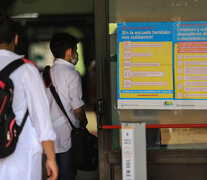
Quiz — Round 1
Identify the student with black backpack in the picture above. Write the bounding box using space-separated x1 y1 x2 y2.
0 14 58 180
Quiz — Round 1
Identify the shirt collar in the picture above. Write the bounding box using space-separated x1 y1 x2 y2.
55 58 75 69
0 49 24 59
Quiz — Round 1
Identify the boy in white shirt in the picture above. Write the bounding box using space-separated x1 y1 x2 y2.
0 14 58 180
45 33 88 180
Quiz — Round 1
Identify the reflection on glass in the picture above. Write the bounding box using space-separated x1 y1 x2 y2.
28 41 85 76
28 41 54 70
109 0 207 22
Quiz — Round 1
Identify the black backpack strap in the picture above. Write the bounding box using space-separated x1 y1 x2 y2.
1 58 29 130
1 59 24 77
18 109 29 133
42 66 52 88
42 66 76 129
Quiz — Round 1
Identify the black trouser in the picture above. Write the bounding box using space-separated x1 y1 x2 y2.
56 148 77 180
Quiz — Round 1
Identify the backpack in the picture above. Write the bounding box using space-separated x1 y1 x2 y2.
0 59 29 158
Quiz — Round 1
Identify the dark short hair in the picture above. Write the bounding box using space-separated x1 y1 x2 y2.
0 13 16 44
50 32 79 59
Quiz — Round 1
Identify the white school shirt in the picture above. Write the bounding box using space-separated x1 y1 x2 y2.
0 50 56 180
45 58 84 153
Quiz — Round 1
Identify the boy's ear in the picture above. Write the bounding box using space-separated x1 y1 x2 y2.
65 48 72 60
66 48 72 56
14 34 18 45
68 48 72 56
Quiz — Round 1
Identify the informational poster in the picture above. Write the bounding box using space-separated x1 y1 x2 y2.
117 21 207 109
173 21 207 109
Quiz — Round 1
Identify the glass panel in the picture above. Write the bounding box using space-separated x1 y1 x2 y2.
160 127 207 149
110 31 121 150
109 0 207 149
109 0 207 22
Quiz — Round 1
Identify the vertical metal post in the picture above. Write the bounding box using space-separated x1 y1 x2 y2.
95 0 112 179
122 122 147 180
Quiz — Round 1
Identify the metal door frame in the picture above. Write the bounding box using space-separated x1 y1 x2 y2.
95 0 114 179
